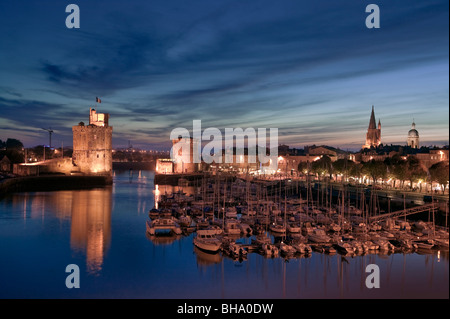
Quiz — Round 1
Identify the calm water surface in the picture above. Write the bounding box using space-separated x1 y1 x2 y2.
0 170 448 299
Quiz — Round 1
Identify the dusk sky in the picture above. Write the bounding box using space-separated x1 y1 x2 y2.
0 0 448 151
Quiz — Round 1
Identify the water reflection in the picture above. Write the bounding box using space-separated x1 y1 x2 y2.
0 170 448 298
145 232 182 246
194 246 222 267
70 189 112 275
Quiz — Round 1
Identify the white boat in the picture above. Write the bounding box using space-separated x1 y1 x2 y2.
373 239 395 252
206 225 223 235
291 242 312 254
334 242 355 254
194 229 222 253
260 243 279 257
434 238 449 249
302 222 314 235
323 245 336 254
279 242 296 255
308 229 331 243
225 207 238 218
414 239 435 250
222 239 248 259
269 223 286 234
363 241 379 251
287 223 302 233
196 218 210 230
146 218 182 236
224 219 242 235
239 223 253 236
350 240 364 253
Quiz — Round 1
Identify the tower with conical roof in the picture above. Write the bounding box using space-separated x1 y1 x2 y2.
363 105 381 149
407 120 419 149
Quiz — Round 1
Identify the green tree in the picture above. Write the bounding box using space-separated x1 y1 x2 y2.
362 160 387 185
311 155 333 180
429 161 449 194
332 159 356 182
384 155 408 188
405 156 427 190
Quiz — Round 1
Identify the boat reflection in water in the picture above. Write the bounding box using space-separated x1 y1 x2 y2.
194 246 222 267
145 232 182 246
70 188 112 276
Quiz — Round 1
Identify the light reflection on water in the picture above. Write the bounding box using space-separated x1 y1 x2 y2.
0 170 447 298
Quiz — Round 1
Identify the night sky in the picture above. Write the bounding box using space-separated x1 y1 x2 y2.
0 0 448 151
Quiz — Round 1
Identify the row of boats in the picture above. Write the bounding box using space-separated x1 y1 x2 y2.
145 204 449 260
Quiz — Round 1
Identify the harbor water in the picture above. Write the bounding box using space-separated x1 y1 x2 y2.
0 170 448 299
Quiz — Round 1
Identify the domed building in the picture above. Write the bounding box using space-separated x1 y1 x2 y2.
407 120 419 149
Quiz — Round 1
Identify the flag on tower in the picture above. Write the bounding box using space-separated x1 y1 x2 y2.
96 97 102 103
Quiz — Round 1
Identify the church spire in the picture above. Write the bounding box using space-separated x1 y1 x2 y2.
368 105 376 129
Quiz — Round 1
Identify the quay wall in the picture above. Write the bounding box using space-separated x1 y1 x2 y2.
154 173 206 185
0 175 112 198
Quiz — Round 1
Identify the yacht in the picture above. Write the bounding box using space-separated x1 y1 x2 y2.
334 241 355 255
269 223 286 235
287 222 302 234
194 229 222 253
279 242 296 256
224 219 242 235
291 242 312 254
146 217 182 236
308 228 331 243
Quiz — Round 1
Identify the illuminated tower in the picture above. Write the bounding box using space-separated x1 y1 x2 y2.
72 108 113 175
171 137 199 173
363 105 381 149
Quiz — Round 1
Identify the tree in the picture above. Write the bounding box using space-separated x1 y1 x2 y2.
362 160 387 185
429 161 449 194
5 138 23 150
311 155 333 180
332 159 355 182
384 155 408 188
405 156 427 190
297 162 309 176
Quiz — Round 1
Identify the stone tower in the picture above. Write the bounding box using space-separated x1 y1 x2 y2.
363 105 381 149
171 137 198 173
407 120 419 149
72 108 113 175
